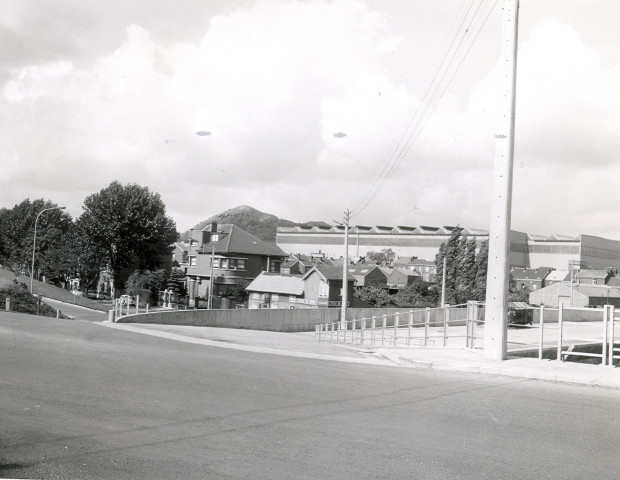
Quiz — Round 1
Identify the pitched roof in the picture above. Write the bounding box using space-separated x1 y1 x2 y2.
245 272 305 295
195 224 285 257
510 267 552 281
303 265 353 281
574 284 620 298
575 269 610 279
545 270 570 282
392 268 421 278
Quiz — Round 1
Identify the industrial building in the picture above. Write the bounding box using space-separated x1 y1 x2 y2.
276 225 620 271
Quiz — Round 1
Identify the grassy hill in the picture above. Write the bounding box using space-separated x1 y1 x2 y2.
0 268 111 313
180 205 329 243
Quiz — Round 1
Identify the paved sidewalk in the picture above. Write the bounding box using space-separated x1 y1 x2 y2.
102 321 620 389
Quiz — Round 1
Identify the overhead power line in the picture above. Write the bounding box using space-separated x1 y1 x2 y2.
349 0 498 219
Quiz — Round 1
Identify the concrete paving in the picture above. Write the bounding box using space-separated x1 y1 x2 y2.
41 298 618 389
102 320 620 390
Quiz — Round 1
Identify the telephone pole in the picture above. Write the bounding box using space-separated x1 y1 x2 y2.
337 210 351 330
484 0 520 360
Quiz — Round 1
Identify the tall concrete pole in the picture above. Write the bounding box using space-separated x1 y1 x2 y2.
484 0 519 360
340 210 351 330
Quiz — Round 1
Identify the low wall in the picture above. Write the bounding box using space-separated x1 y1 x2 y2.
116 307 462 332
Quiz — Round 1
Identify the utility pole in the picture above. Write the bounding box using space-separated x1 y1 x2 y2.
484 0 519 361
441 256 447 307
335 210 351 330
208 245 215 309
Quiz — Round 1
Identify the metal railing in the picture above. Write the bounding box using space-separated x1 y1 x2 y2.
315 303 484 349
316 301 619 366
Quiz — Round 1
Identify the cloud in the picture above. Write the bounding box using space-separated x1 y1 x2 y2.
0 2 619 242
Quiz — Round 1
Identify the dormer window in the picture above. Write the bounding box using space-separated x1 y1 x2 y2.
211 234 219 242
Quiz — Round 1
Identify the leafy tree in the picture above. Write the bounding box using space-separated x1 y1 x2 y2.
472 241 489 301
357 286 394 307
365 248 396 266
125 269 168 303
0 199 72 280
436 230 488 304
393 279 438 308
78 182 177 292
167 267 187 296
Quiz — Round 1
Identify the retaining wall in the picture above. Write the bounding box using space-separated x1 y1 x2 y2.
116 307 459 332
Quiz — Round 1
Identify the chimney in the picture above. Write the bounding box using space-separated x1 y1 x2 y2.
211 221 218 233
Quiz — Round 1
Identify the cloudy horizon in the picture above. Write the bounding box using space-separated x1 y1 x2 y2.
2 0 619 239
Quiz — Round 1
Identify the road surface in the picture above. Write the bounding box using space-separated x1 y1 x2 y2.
1 313 618 479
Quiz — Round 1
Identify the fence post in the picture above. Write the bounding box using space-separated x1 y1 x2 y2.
424 307 430 346
136 295 140 315
443 306 449 346
538 305 545 360
361 318 366 346
408 310 413 346
382 314 387 346
609 305 615 367
394 312 400 346
371 316 376 346
57 309 61 319
146 303 149 314
5 298 9 311
602 305 609 366
557 303 564 362
352 319 357 345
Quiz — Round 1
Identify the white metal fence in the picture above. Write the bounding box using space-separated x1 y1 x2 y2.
316 301 619 366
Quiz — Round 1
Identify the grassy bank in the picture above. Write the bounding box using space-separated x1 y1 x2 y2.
0 268 112 313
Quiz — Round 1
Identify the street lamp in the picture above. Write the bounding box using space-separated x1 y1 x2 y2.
31 206 66 293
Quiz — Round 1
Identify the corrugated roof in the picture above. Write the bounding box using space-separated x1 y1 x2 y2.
245 273 305 295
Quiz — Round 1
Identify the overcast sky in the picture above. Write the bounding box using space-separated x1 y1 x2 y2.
2 0 619 239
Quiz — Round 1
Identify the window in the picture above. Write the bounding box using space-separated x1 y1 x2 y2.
190 257 196 267
272 294 279 302
319 281 329 297
252 292 260 300
221 258 229 269
236 259 247 270
269 260 281 273
213 258 220 268
211 234 219 242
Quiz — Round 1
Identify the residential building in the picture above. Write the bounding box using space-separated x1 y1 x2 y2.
348 265 389 289
543 270 570 287
246 273 305 309
574 269 613 285
185 222 286 306
301 265 355 308
387 268 421 289
510 267 552 291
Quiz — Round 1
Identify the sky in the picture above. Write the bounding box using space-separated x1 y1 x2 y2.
1 0 619 239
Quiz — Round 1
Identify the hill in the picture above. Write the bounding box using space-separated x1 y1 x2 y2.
180 205 328 243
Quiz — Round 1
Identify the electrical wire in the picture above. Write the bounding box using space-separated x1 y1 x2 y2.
349 0 498 220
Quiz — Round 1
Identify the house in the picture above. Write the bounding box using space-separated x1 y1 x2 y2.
510 267 552 291
171 242 189 267
392 257 437 282
529 282 620 308
387 268 421 289
280 253 337 275
575 269 613 285
543 270 570 287
246 272 305 309
348 265 389 289
185 222 286 306
301 265 355 308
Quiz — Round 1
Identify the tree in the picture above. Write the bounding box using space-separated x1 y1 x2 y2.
78 182 177 292
125 269 168 303
357 286 394 307
0 199 72 280
435 230 488 304
365 248 396 266
393 279 438 308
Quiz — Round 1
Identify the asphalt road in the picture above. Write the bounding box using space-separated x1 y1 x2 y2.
1 313 618 479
